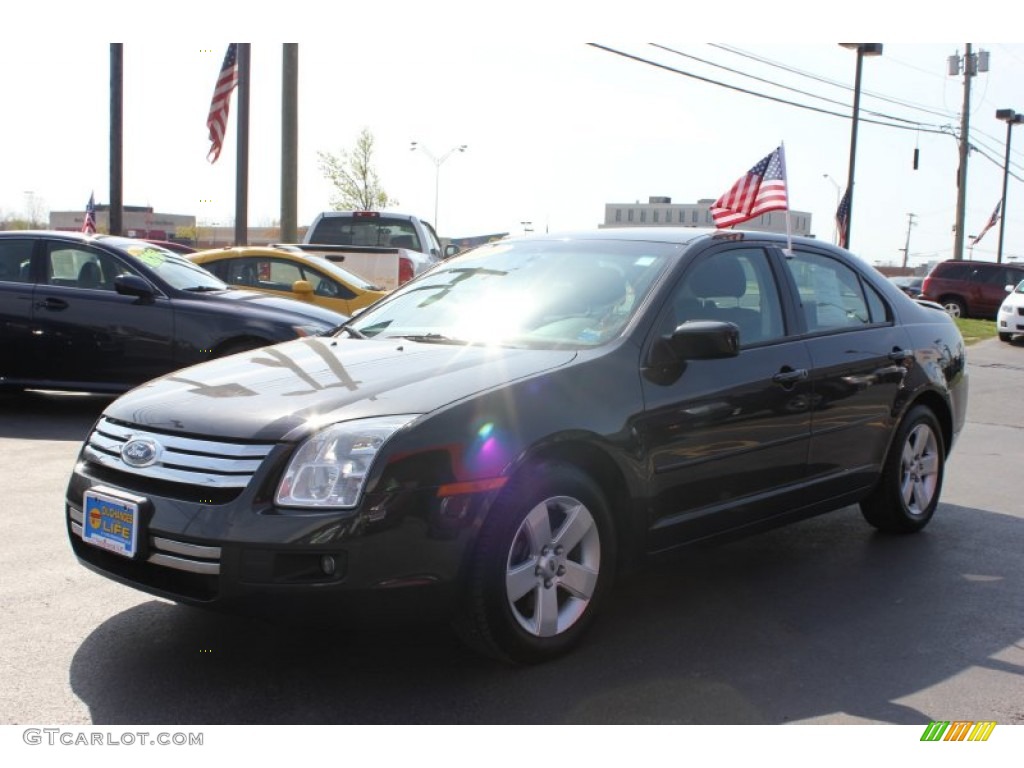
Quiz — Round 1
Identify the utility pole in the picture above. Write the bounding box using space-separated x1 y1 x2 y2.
949 45 990 260
901 213 917 268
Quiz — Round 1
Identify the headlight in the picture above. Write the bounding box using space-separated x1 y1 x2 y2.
275 416 419 509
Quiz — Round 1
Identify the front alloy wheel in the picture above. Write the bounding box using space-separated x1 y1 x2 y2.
505 495 601 638
455 462 615 664
861 405 945 533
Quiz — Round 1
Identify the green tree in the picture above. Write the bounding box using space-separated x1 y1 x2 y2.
317 127 397 211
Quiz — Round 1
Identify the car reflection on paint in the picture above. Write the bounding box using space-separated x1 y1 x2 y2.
65 227 968 664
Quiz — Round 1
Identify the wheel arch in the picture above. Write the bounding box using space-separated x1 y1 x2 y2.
904 389 954 458
505 438 644 572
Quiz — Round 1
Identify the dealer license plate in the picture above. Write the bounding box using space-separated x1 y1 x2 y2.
83 489 140 558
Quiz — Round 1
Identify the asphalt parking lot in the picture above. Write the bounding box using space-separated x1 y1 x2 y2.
0 338 1022 725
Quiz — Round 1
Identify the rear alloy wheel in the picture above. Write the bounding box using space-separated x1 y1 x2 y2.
941 297 966 319
860 405 945 534
454 462 615 664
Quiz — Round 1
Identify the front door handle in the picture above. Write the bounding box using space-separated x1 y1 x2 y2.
34 297 68 311
888 349 914 362
772 368 809 386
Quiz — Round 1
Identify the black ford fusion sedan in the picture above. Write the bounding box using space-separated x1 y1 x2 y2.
66 228 969 663
0 231 344 394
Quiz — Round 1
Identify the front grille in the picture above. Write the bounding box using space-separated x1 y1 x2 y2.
84 417 275 491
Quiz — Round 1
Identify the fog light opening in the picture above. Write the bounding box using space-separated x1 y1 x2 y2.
320 554 337 576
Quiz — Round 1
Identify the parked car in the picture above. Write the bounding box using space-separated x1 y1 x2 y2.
889 275 924 298
996 278 1024 341
189 245 389 316
0 231 345 394
919 259 1024 319
65 228 968 664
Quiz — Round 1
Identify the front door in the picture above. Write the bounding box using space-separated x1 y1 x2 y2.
31 241 176 389
637 245 813 552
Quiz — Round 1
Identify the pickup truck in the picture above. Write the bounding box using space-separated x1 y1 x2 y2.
298 211 450 291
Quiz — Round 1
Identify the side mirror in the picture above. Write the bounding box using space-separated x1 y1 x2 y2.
645 320 740 384
444 244 461 258
292 279 315 301
114 274 155 300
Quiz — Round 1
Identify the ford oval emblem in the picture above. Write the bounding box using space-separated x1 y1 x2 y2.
121 437 161 468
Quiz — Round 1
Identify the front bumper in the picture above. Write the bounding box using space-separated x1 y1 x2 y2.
65 441 487 623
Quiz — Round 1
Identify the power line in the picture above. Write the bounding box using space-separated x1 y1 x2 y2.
587 43 951 137
591 43 1024 183
706 43 960 122
650 43 927 128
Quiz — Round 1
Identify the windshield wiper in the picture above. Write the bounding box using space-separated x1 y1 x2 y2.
394 333 468 345
182 285 226 292
337 324 367 339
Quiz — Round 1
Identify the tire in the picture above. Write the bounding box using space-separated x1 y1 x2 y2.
454 462 616 664
860 405 945 534
999 332 1012 343
940 297 966 319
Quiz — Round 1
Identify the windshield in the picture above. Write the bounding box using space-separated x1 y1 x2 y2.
348 238 674 348
107 238 228 290
310 255 384 291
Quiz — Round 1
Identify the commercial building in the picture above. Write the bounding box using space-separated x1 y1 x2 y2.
50 205 195 242
601 196 814 237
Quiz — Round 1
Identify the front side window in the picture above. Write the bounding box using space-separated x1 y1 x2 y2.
44 243 141 291
663 247 785 346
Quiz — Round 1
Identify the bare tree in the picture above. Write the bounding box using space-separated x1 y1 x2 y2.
317 128 397 211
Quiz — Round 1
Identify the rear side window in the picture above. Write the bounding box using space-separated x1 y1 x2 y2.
932 263 971 280
0 239 33 283
785 250 890 332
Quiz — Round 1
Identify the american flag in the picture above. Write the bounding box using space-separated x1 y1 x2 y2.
206 44 239 164
82 192 97 235
835 188 851 249
971 200 1001 246
711 144 789 228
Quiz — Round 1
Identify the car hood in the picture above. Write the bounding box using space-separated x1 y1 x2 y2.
185 287 346 325
103 337 579 441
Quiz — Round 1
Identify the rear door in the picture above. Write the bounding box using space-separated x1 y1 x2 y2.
777 245 912 502
0 237 38 382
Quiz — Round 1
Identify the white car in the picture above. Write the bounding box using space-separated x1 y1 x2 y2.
997 279 1024 342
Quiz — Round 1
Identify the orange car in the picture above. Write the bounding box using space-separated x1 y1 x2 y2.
190 245 389 315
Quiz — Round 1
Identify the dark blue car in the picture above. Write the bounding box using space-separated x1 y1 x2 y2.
0 231 344 393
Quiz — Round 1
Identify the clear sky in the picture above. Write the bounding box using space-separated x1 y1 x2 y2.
2 4 1020 270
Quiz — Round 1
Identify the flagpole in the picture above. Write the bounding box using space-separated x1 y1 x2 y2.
781 141 792 253
234 43 251 246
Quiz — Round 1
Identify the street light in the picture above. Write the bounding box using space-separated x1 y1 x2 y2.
823 173 842 244
410 141 467 235
996 108 1024 263
839 43 883 251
